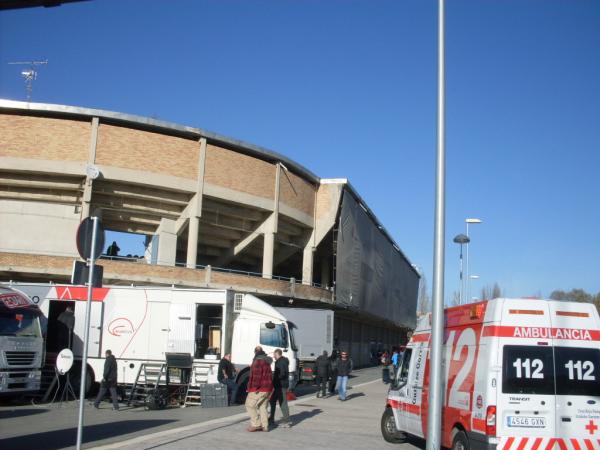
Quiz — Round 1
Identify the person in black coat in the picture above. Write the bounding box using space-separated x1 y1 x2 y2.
268 349 291 427
315 350 330 398
94 350 119 410
328 349 339 395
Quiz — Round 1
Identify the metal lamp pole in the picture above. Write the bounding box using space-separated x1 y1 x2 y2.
465 218 482 303
76 216 99 450
453 234 470 304
426 0 446 448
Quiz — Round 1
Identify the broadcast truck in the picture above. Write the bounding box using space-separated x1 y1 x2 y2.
275 307 334 383
0 286 43 395
381 298 600 450
4 283 298 397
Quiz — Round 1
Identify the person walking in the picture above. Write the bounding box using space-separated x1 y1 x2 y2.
328 349 339 395
315 350 330 398
336 351 353 401
245 346 273 432
218 353 238 406
93 350 119 410
268 348 291 427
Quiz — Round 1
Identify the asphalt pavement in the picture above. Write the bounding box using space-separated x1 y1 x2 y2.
0 367 422 450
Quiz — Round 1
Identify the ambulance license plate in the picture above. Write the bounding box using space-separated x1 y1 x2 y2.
507 416 546 428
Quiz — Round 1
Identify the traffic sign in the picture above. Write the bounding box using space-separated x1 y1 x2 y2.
76 217 105 260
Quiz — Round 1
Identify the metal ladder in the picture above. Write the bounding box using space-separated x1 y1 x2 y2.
127 363 167 406
183 362 215 406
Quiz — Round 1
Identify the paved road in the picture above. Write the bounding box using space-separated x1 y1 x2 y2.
0 366 421 450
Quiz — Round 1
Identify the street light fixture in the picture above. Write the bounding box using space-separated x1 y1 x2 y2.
453 233 470 304
465 218 482 303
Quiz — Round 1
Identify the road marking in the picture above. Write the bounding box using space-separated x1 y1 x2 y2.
91 377 383 449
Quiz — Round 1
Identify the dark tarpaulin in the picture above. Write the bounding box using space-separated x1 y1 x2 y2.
335 191 419 328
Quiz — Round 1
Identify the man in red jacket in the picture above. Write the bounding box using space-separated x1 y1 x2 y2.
245 346 273 432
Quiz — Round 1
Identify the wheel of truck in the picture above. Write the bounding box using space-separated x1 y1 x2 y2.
452 430 469 450
381 407 404 443
235 373 249 404
71 364 94 398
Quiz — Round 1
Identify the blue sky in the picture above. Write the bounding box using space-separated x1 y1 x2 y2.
1 1 599 302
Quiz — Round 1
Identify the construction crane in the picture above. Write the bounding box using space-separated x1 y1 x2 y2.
7 59 48 101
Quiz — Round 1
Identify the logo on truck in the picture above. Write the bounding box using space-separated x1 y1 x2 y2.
108 318 134 336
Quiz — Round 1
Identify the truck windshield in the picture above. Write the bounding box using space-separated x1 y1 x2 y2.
260 323 288 348
555 346 600 396
287 323 298 352
0 312 41 337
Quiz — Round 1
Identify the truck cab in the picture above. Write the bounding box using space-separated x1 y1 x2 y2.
0 286 43 395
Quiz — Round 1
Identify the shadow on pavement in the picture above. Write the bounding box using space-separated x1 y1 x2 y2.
143 418 249 450
0 419 177 450
343 392 365 401
290 408 323 425
0 408 49 419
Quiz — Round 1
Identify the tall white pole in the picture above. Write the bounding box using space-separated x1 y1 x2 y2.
465 222 470 303
76 216 98 450
426 0 445 448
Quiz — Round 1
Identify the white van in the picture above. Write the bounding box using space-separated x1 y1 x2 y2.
381 298 600 450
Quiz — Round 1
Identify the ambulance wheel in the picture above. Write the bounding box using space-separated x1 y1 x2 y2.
381 407 404 443
452 430 469 450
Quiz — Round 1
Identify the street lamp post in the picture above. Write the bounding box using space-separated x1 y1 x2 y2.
465 218 482 304
453 234 470 304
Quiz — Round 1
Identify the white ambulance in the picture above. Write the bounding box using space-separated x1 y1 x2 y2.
381 298 600 450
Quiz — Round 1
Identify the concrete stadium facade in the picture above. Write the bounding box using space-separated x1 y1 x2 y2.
0 99 417 365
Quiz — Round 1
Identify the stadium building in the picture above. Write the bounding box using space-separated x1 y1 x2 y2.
0 99 419 365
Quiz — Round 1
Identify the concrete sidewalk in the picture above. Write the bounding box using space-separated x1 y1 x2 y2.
93 379 421 450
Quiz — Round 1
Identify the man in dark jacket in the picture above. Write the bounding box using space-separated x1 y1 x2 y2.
315 350 330 398
218 353 238 406
328 349 339 395
245 346 273 432
94 349 119 410
269 348 291 427
336 351 353 401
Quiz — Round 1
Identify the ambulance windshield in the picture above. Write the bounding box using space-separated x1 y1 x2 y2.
554 347 600 397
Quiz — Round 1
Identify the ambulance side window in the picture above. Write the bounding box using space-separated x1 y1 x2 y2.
502 345 554 395
396 349 413 386
555 347 600 396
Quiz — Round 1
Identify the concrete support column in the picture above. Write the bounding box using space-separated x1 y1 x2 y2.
186 138 207 269
156 218 177 266
302 245 314 285
321 257 331 288
81 117 99 219
186 215 199 268
262 230 275 279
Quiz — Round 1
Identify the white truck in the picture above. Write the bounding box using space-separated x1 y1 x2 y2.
275 307 334 383
0 286 43 395
4 283 298 398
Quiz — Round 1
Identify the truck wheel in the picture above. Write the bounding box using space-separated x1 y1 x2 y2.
236 373 249 404
381 407 404 443
452 430 469 450
71 365 94 398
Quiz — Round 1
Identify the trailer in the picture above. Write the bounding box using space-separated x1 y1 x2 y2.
275 307 333 383
5 283 298 404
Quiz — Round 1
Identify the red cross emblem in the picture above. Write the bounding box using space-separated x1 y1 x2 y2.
585 419 598 435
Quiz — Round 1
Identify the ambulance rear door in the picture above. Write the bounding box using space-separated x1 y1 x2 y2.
550 302 600 442
497 301 556 441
